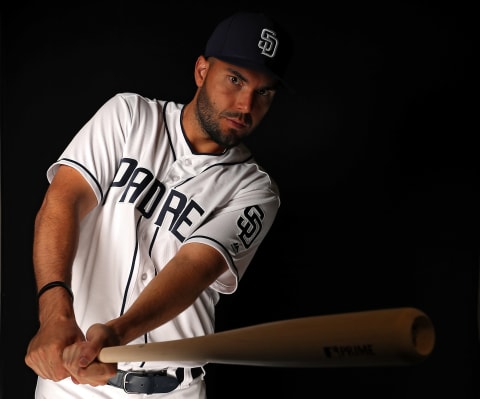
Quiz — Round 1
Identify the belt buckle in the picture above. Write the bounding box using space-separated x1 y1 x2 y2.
122 370 142 394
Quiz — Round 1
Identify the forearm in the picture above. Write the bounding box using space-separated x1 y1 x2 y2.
105 267 205 345
33 199 80 323
33 202 78 287
106 242 228 345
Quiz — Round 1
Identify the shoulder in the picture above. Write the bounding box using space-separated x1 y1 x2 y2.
113 93 184 117
111 92 161 109
97 93 179 122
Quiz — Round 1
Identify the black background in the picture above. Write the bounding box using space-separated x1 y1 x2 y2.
1 2 477 398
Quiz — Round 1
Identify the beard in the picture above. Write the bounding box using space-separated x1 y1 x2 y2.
195 86 252 149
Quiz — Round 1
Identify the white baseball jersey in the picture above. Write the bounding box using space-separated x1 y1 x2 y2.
36 92 280 397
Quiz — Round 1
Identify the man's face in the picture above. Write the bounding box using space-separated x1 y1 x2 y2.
195 57 278 149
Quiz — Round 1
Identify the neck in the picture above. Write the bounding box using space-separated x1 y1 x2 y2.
181 102 226 154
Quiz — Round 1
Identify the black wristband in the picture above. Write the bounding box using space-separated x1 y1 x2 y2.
37 281 74 302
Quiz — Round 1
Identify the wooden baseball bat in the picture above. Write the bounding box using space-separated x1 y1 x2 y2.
98 307 435 367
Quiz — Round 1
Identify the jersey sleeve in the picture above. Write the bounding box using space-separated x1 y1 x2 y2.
185 188 280 295
46 93 134 203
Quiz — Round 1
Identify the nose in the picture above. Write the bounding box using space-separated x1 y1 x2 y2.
235 90 255 113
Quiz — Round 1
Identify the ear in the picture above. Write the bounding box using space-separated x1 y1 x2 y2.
194 55 209 87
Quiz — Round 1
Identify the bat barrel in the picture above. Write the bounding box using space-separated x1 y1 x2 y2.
411 312 435 357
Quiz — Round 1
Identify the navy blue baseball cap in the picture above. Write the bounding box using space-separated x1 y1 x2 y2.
205 12 292 87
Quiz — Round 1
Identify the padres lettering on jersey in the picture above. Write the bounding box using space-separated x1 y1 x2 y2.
110 157 266 246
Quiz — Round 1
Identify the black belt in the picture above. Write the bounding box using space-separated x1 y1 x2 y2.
108 367 203 394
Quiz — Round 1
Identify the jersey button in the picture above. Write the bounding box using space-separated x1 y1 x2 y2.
141 273 148 280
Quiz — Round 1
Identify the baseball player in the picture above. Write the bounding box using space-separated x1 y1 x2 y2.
25 11 292 399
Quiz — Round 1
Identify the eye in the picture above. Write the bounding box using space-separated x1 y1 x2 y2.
256 88 275 97
228 75 242 86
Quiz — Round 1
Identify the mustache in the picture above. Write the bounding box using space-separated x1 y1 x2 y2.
221 111 253 126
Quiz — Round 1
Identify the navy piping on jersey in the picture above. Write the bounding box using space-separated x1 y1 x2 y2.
120 216 143 317
118 214 150 363
59 158 104 204
149 226 160 260
163 101 178 162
